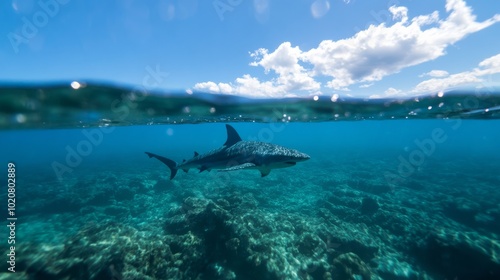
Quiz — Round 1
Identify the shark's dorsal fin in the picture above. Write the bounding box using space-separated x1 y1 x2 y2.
224 124 242 146
194 151 199 157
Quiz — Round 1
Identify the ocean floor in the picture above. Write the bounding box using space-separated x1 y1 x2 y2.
2 153 500 280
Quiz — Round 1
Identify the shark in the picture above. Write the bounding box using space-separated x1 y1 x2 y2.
145 124 310 179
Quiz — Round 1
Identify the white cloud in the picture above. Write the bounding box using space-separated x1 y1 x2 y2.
301 0 500 90
476 53 500 75
194 0 500 97
194 75 293 97
250 42 321 92
413 73 481 93
369 87 403 99
389 6 408 22
359 83 374 88
233 74 287 97
193 81 218 92
413 53 500 92
385 87 402 95
420 70 450 78
193 81 233 94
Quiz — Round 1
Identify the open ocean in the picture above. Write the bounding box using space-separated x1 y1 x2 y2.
1 83 500 279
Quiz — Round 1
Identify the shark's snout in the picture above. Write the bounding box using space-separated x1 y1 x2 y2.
296 152 311 161
287 149 310 162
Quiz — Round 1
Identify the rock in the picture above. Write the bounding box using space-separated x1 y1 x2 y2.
114 187 134 201
360 197 379 215
20 222 179 279
225 238 240 252
410 232 500 279
297 233 326 257
332 252 371 280
104 205 129 216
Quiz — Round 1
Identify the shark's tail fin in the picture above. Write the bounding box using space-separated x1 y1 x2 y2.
145 152 178 180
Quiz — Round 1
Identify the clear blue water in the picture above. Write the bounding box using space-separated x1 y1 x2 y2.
1 84 500 279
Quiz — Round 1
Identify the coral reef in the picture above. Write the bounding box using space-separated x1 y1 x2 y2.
2 155 500 279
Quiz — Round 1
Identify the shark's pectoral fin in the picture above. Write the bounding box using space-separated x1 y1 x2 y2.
219 163 256 172
259 168 271 177
199 165 210 173
219 163 271 177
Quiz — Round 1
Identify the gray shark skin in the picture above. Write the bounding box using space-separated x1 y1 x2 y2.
145 124 310 179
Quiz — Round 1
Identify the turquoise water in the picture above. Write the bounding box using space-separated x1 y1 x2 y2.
1 84 500 279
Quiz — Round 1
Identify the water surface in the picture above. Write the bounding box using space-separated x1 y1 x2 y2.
1 84 499 279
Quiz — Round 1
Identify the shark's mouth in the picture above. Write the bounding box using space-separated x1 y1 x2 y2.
285 162 297 165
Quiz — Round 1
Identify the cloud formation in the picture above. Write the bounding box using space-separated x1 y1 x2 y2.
194 0 500 97
302 0 499 90
419 70 450 78
413 53 500 93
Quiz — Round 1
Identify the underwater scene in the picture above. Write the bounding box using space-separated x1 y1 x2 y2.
3 0 500 279
1 85 500 280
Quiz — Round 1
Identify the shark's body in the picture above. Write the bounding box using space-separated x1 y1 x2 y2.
145 124 310 179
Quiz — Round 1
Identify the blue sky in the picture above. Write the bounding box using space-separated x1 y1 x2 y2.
1 0 499 98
